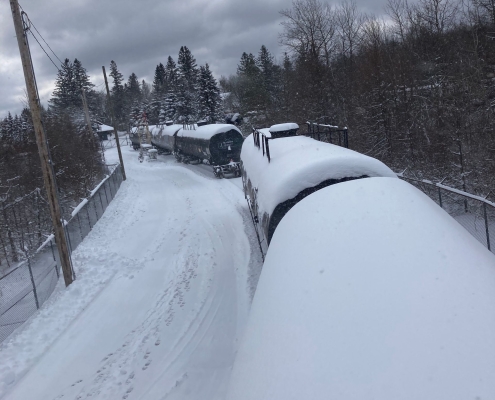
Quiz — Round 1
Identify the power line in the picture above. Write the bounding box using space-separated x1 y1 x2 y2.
18 3 63 70
27 17 64 66
27 29 61 72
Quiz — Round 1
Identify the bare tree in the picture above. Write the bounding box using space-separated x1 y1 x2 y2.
279 0 337 66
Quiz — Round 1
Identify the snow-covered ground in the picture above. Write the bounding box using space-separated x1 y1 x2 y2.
0 145 262 400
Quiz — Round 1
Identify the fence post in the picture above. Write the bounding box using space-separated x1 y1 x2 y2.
76 213 84 242
98 190 105 212
50 238 56 261
483 203 491 251
108 176 115 198
86 204 92 230
64 224 73 256
103 178 110 205
93 198 99 220
27 256 40 309
438 187 443 208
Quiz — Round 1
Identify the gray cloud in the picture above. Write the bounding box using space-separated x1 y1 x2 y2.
1 0 392 117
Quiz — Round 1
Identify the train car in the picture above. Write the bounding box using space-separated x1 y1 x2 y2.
227 177 495 400
150 123 182 154
241 123 396 256
175 124 244 178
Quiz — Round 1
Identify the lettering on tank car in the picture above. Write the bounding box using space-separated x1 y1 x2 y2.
218 140 234 149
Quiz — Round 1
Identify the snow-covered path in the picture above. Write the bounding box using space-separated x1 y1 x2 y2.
0 146 261 400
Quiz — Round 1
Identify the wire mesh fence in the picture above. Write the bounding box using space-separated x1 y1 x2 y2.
0 164 124 344
100 132 129 150
399 175 494 253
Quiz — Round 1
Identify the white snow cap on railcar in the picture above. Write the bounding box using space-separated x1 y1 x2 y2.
241 128 396 217
177 123 242 140
227 177 495 400
147 125 163 137
160 124 182 137
130 125 166 137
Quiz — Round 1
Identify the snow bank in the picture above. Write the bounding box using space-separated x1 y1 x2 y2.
241 134 396 216
227 178 495 400
178 124 242 140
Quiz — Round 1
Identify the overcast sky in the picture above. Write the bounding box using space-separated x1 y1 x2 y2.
1 0 392 117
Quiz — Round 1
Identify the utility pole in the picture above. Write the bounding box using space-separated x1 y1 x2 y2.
10 0 73 286
102 66 127 181
81 88 94 140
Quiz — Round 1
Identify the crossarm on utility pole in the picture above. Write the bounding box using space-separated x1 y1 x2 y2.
10 0 73 286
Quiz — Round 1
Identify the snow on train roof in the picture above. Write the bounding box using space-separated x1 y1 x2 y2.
241 133 396 216
269 122 299 132
177 123 242 140
227 178 495 400
130 124 182 137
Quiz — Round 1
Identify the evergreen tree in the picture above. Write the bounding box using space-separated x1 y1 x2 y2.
237 52 259 76
256 45 280 112
165 56 178 84
50 59 76 111
109 60 125 126
198 63 223 122
73 59 94 93
152 63 167 94
150 63 167 123
126 73 142 126
175 46 199 122
50 58 94 116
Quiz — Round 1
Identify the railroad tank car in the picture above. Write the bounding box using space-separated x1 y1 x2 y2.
227 177 495 400
133 123 244 177
174 124 244 177
129 125 173 151
150 124 182 153
241 123 396 256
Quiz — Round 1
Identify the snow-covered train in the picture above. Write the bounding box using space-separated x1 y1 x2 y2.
241 123 396 256
131 123 244 178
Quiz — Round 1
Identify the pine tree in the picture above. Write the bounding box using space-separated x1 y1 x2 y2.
175 46 199 123
236 52 264 117
198 64 223 123
152 63 167 94
109 60 125 126
165 56 178 85
50 59 76 111
126 73 142 127
237 52 259 76
150 63 167 123
73 59 94 93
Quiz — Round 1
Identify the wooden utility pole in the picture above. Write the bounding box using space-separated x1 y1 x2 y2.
10 0 73 286
81 88 94 139
102 66 127 181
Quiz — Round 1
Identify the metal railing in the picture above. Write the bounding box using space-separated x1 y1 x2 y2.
0 164 124 343
398 174 494 253
304 122 349 148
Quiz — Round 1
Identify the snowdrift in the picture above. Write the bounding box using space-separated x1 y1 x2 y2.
227 178 495 400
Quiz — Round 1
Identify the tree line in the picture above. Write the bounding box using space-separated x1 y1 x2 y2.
0 46 226 270
222 0 495 196
107 45 224 129
0 59 103 270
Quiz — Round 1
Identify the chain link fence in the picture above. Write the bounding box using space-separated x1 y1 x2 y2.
398 174 494 253
100 132 129 150
0 164 124 343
